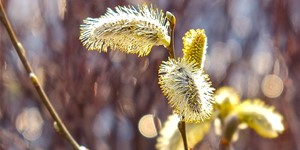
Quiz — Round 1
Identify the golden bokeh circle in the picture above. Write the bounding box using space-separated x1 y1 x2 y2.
261 74 284 98
138 114 159 138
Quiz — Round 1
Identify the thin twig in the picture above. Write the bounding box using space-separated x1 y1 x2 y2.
178 120 189 150
0 1 83 150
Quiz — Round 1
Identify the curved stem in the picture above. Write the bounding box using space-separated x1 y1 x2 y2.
178 120 189 150
0 1 83 150
166 11 176 59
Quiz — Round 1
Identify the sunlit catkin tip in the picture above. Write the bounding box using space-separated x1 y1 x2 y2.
156 114 210 150
234 99 284 138
79 4 170 57
214 86 240 118
158 58 215 123
182 29 207 69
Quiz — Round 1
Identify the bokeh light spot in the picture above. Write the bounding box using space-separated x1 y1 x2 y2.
138 114 159 138
251 51 273 75
261 74 284 98
213 118 222 136
16 107 44 141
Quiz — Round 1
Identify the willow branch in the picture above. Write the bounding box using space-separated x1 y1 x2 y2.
166 11 188 150
0 1 83 150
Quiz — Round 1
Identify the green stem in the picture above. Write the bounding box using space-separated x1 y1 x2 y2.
178 120 189 150
0 1 83 150
219 114 239 150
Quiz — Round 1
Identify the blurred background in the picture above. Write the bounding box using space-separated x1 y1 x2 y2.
0 0 299 149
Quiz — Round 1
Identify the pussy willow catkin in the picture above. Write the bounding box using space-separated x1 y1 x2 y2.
158 58 214 123
80 4 170 56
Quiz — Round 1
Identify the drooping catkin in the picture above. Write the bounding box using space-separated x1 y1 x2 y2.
79 4 170 57
234 99 284 138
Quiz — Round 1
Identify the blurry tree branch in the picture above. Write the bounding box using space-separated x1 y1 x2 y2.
0 1 84 150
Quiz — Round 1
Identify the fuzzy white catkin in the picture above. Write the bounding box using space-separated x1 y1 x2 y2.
80 5 170 56
158 58 215 123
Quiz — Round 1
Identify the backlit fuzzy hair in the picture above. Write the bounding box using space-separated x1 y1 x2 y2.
79 4 170 56
158 58 215 123
182 29 207 69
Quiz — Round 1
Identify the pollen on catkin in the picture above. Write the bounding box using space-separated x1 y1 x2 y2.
79 4 170 57
234 99 284 138
182 29 207 69
158 58 215 123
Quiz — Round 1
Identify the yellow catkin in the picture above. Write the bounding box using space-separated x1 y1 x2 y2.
182 29 207 69
234 99 284 138
214 87 240 119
